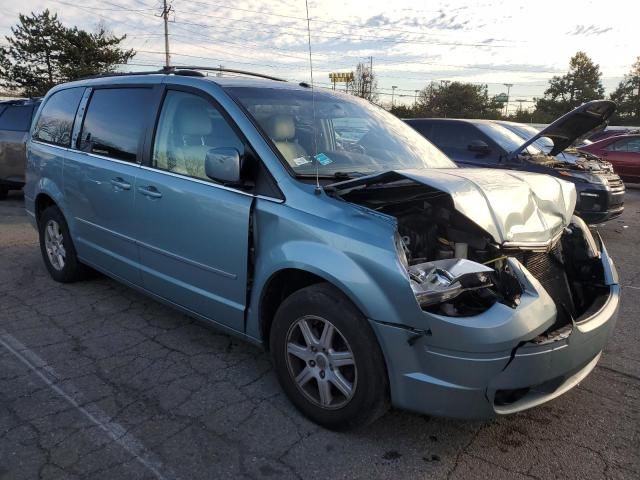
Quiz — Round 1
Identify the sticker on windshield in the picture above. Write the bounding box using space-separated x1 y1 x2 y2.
292 156 312 166
314 153 333 166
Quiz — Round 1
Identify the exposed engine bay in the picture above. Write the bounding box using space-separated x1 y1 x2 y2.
337 179 608 334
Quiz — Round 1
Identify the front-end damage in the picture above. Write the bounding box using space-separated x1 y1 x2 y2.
328 168 619 417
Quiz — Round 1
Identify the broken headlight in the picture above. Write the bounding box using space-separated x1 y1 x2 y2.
394 231 410 272
408 259 494 307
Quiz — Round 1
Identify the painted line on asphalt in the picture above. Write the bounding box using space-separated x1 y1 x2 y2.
0 331 177 480
622 284 640 290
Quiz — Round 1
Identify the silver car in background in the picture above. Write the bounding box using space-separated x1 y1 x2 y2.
0 98 41 199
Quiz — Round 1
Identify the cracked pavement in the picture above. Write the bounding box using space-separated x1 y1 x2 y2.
1 188 639 480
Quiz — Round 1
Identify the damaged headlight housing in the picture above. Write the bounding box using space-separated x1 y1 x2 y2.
394 232 496 308
407 259 494 307
394 231 410 272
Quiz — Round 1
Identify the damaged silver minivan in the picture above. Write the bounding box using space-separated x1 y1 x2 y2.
25 70 619 430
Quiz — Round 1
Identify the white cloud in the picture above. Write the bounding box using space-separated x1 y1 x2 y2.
0 0 635 104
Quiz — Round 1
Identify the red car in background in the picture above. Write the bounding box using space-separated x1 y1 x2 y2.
579 134 640 183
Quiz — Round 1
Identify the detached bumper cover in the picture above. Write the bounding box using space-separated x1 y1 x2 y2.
373 248 619 419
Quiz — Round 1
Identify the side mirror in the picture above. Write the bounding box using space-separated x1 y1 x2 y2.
205 147 241 184
468 140 491 154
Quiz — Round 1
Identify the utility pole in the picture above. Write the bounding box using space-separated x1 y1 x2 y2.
369 56 373 99
391 86 397 108
159 0 173 68
503 83 513 116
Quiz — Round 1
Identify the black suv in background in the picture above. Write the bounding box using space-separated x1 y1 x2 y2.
405 101 625 224
0 98 41 199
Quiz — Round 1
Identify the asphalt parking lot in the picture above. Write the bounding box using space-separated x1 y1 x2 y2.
1 189 639 480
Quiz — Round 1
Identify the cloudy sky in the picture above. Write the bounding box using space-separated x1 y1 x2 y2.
0 0 636 110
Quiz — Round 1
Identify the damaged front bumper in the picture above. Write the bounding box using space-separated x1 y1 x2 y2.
371 243 619 419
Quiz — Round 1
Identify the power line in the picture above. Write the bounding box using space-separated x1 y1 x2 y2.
70 0 566 77
160 0 515 45
44 0 558 94
100 0 511 49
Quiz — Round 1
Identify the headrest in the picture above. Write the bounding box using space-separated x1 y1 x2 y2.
264 115 296 141
175 99 212 136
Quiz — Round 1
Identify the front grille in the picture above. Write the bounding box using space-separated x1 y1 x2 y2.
602 173 625 196
515 241 575 330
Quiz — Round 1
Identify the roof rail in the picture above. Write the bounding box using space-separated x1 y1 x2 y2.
169 66 287 82
78 66 287 82
79 69 166 80
0 97 42 104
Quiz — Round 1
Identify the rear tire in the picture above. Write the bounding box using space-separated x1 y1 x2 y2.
270 282 389 430
38 206 87 283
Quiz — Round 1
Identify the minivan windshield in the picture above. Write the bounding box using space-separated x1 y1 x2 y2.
226 87 455 177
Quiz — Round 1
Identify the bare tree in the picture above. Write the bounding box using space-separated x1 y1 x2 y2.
349 62 378 102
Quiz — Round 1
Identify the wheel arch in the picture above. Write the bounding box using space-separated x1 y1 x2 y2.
258 268 328 350
34 192 57 223
253 254 403 350
33 178 67 225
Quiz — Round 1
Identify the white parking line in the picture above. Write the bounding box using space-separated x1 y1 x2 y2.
0 331 177 480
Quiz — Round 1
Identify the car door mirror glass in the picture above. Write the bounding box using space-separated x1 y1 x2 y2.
205 147 241 184
467 140 491 154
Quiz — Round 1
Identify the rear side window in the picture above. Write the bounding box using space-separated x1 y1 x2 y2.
607 138 640 153
430 122 482 150
79 88 153 162
33 88 84 146
0 105 35 132
405 120 432 137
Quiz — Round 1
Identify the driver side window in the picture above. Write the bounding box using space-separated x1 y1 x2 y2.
153 90 244 181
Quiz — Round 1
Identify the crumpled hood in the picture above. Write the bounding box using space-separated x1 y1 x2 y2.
328 168 577 245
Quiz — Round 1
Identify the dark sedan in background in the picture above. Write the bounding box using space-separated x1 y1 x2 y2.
578 134 640 183
405 101 625 224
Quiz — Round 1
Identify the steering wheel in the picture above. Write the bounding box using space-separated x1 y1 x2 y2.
344 141 366 155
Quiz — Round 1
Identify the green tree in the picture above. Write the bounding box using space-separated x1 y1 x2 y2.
412 81 502 119
610 57 640 125
534 51 604 121
0 10 135 97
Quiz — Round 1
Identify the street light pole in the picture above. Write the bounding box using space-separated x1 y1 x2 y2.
391 85 397 107
503 83 513 117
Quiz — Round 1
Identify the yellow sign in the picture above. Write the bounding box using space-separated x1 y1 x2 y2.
329 72 354 83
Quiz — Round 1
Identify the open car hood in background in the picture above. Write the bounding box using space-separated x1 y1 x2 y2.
510 100 616 159
327 168 577 245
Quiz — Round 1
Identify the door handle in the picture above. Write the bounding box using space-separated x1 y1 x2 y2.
138 186 162 198
110 177 131 190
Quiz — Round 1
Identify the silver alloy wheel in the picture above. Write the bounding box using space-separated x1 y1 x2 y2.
44 220 66 271
285 315 357 409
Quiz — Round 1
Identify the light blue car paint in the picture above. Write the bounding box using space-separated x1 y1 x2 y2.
25 73 619 419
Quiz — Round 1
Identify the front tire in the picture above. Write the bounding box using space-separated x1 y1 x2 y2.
38 206 87 283
270 283 389 430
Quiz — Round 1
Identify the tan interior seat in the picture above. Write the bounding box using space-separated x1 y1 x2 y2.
264 114 308 164
172 100 213 179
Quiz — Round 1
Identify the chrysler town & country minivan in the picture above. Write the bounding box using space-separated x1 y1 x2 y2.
25 68 619 430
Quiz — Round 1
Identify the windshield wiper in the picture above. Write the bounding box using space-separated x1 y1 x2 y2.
332 171 370 180
293 171 372 180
